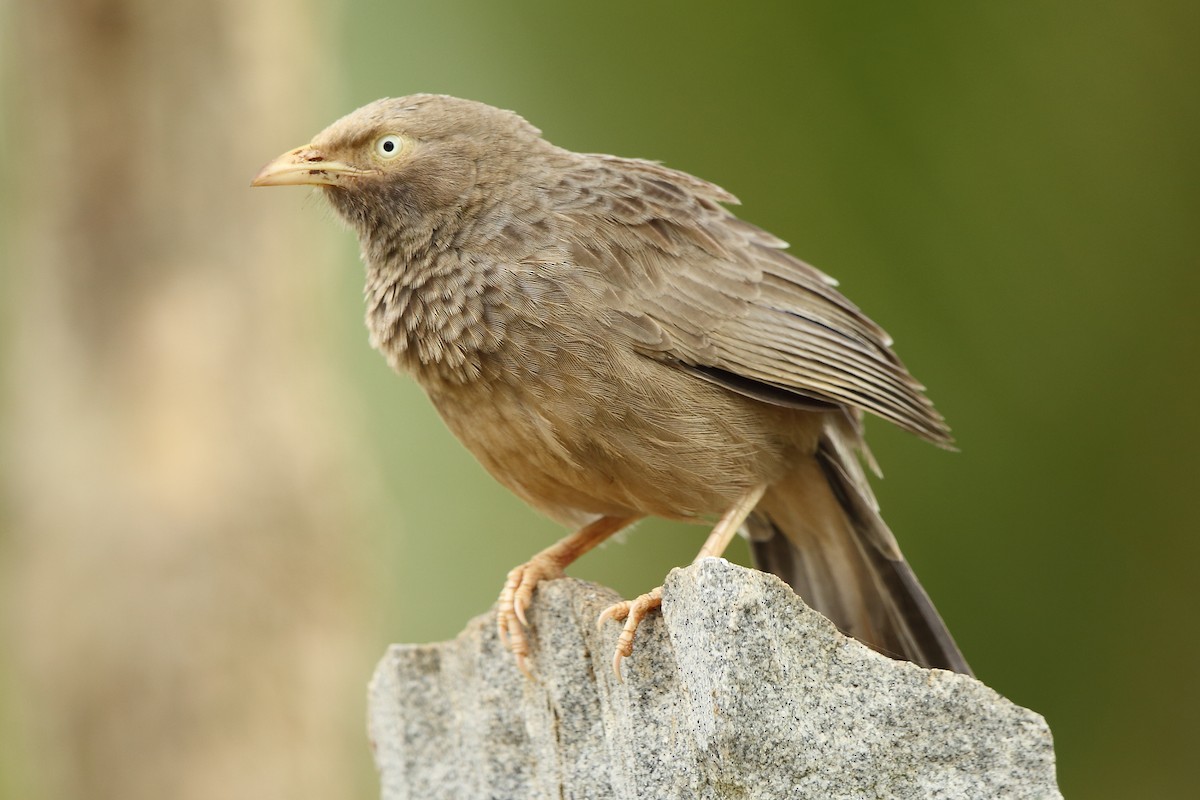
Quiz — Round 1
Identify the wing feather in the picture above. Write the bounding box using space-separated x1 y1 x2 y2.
547 154 952 445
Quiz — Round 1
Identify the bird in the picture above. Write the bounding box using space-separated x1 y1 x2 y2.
251 94 971 678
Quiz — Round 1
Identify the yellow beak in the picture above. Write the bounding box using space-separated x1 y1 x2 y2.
250 144 368 187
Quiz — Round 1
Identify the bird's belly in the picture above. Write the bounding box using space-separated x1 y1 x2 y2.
424 345 813 527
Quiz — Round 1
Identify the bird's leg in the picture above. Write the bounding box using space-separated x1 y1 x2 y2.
498 514 640 676
690 483 768 561
598 484 767 678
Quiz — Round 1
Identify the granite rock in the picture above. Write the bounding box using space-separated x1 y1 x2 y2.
368 558 1060 799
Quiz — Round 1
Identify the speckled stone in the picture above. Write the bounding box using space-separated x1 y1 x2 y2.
368 559 1061 799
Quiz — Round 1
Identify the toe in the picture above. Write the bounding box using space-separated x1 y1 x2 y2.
514 570 541 627
603 587 664 678
596 600 631 629
497 574 519 643
494 557 567 678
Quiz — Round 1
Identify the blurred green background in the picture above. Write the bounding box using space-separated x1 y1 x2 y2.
3 1 1197 798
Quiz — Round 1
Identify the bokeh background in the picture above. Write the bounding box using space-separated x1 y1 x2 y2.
2 1 1197 797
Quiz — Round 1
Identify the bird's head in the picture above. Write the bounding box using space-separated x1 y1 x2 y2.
251 94 546 234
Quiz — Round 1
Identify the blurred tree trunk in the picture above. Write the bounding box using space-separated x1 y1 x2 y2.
2 1 372 799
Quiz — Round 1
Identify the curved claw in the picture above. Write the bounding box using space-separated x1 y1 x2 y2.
514 653 534 681
597 587 663 680
596 600 630 629
494 556 564 679
514 577 538 627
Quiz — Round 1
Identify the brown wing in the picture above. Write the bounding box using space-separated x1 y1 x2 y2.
543 154 952 445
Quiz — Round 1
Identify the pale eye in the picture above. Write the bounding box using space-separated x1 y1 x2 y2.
374 134 405 159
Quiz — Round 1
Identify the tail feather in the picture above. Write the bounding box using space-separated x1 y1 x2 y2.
749 420 972 675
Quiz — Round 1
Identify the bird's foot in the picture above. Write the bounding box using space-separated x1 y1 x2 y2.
496 554 566 678
597 586 663 679
494 516 641 677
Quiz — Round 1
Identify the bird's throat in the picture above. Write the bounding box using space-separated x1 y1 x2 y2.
360 242 502 387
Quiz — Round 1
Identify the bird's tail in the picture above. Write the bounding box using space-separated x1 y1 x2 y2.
747 413 972 675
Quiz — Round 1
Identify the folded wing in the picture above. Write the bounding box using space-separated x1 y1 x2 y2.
545 154 951 445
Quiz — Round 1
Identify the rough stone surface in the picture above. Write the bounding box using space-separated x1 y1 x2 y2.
368 559 1061 799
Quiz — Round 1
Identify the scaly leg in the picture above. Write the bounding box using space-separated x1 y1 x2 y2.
597 484 767 678
497 514 640 676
